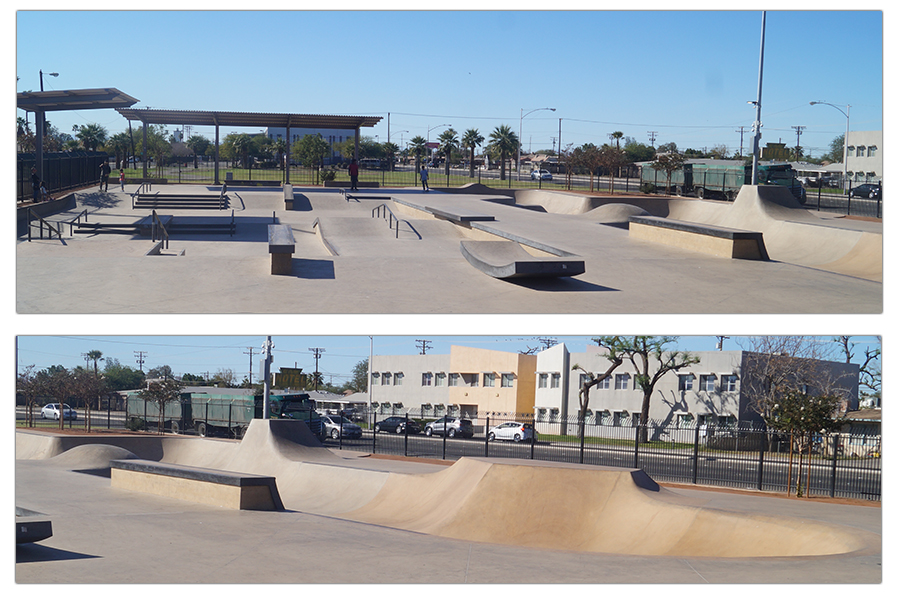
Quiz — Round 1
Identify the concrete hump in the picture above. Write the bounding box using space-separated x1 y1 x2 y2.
460 240 585 279
341 458 870 558
234 419 338 464
48 444 139 470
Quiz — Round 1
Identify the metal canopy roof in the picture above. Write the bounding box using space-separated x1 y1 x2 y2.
17 88 140 113
116 108 382 130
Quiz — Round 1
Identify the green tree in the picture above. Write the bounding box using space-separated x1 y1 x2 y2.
17 365 39 427
461 128 484 178
408 135 428 173
35 365 75 430
104 133 131 169
345 359 369 393
437 128 459 175
293 134 330 168
598 145 627 193
623 139 656 163
186 134 211 168
136 378 183 434
72 122 108 151
572 143 602 191
826 134 845 165
103 358 145 392
72 366 106 432
382 142 400 170
487 124 519 181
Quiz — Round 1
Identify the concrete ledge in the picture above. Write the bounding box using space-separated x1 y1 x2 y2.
324 181 380 188
110 459 283 510
16 507 53 544
460 240 585 279
629 215 769 261
425 206 496 224
283 184 294 210
268 224 295 275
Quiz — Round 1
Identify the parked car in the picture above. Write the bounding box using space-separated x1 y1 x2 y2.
321 415 363 440
849 183 882 200
41 403 77 421
374 416 421 434
488 421 537 443
530 169 552 181
424 416 474 438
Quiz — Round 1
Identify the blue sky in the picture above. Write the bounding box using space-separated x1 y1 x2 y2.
15 7 884 158
15 335 880 387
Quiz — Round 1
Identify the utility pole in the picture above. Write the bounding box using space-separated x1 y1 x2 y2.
750 11 766 185
715 336 729 351
415 340 432 355
309 348 325 390
244 347 255 385
647 131 658 148
134 351 147 372
791 125 805 161
261 337 273 418
735 127 746 157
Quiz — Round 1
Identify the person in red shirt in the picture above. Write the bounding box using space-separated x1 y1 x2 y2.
348 159 359 191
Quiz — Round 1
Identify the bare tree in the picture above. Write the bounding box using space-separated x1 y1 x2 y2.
595 336 700 442
17 365 39 427
649 152 684 194
834 336 881 399
738 336 851 422
72 367 106 433
572 346 624 438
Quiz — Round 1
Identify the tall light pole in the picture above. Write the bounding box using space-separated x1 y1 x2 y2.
810 101 851 191
750 11 766 185
518 107 555 180
427 124 450 164
39 70 58 92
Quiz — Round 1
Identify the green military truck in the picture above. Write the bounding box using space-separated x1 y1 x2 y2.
641 160 806 203
125 390 324 439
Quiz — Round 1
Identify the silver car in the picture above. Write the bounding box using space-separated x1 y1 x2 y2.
321 415 363 439
41 403 77 421
424 416 474 438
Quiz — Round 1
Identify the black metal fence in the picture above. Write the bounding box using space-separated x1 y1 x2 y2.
17 401 881 501
17 151 108 203
327 411 881 501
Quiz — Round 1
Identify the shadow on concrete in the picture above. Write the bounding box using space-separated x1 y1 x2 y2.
78 191 125 209
289 194 313 212
17 543 100 564
291 258 335 279
507 276 617 292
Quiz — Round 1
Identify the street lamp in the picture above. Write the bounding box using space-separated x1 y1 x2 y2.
518 107 555 180
39 70 58 91
810 101 851 191
427 124 450 164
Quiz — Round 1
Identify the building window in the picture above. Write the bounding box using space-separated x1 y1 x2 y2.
678 374 693 391
551 373 561 389
598 376 610 389
721 374 737 392
868 146 877 157
382 372 392 386
421 372 433 387
856 146 865 157
615 374 629 390
536 408 547 421
677 413 693 428
614 411 629 426
598 410 611 426
435 372 445 387
501 373 515 388
483 373 495 388
538 373 548 389
394 372 403 386
700 374 716 392
449 373 459 387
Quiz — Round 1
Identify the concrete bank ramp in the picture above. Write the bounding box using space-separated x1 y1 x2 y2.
342 458 871 558
665 185 882 281
48 444 139 470
460 240 585 279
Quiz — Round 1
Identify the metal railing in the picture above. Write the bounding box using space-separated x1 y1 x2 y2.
372 203 401 238
25 208 63 242
151 210 169 249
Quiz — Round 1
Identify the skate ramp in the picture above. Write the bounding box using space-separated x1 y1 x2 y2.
665 186 881 281
342 458 872 557
47 444 139 469
460 240 585 278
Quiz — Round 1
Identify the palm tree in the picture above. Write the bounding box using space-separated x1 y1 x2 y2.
437 128 459 176
104 133 130 169
461 128 484 178
72 123 108 151
408 135 428 173
488 125 519 181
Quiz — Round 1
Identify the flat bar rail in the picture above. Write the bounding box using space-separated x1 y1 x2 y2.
372 203 400 238
151 210 169 250
26 208 63 242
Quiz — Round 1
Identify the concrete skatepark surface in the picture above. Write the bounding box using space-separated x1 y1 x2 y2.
16 184 881 313
15 421 881 584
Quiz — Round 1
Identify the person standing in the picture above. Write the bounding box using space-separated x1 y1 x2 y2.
420 165 429 191
99 160 111 191
31 167 41 203
348 158 359 191
119 168 126 191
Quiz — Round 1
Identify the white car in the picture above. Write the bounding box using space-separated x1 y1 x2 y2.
41 403 77 421
530 169 552 181
488 421 537 443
